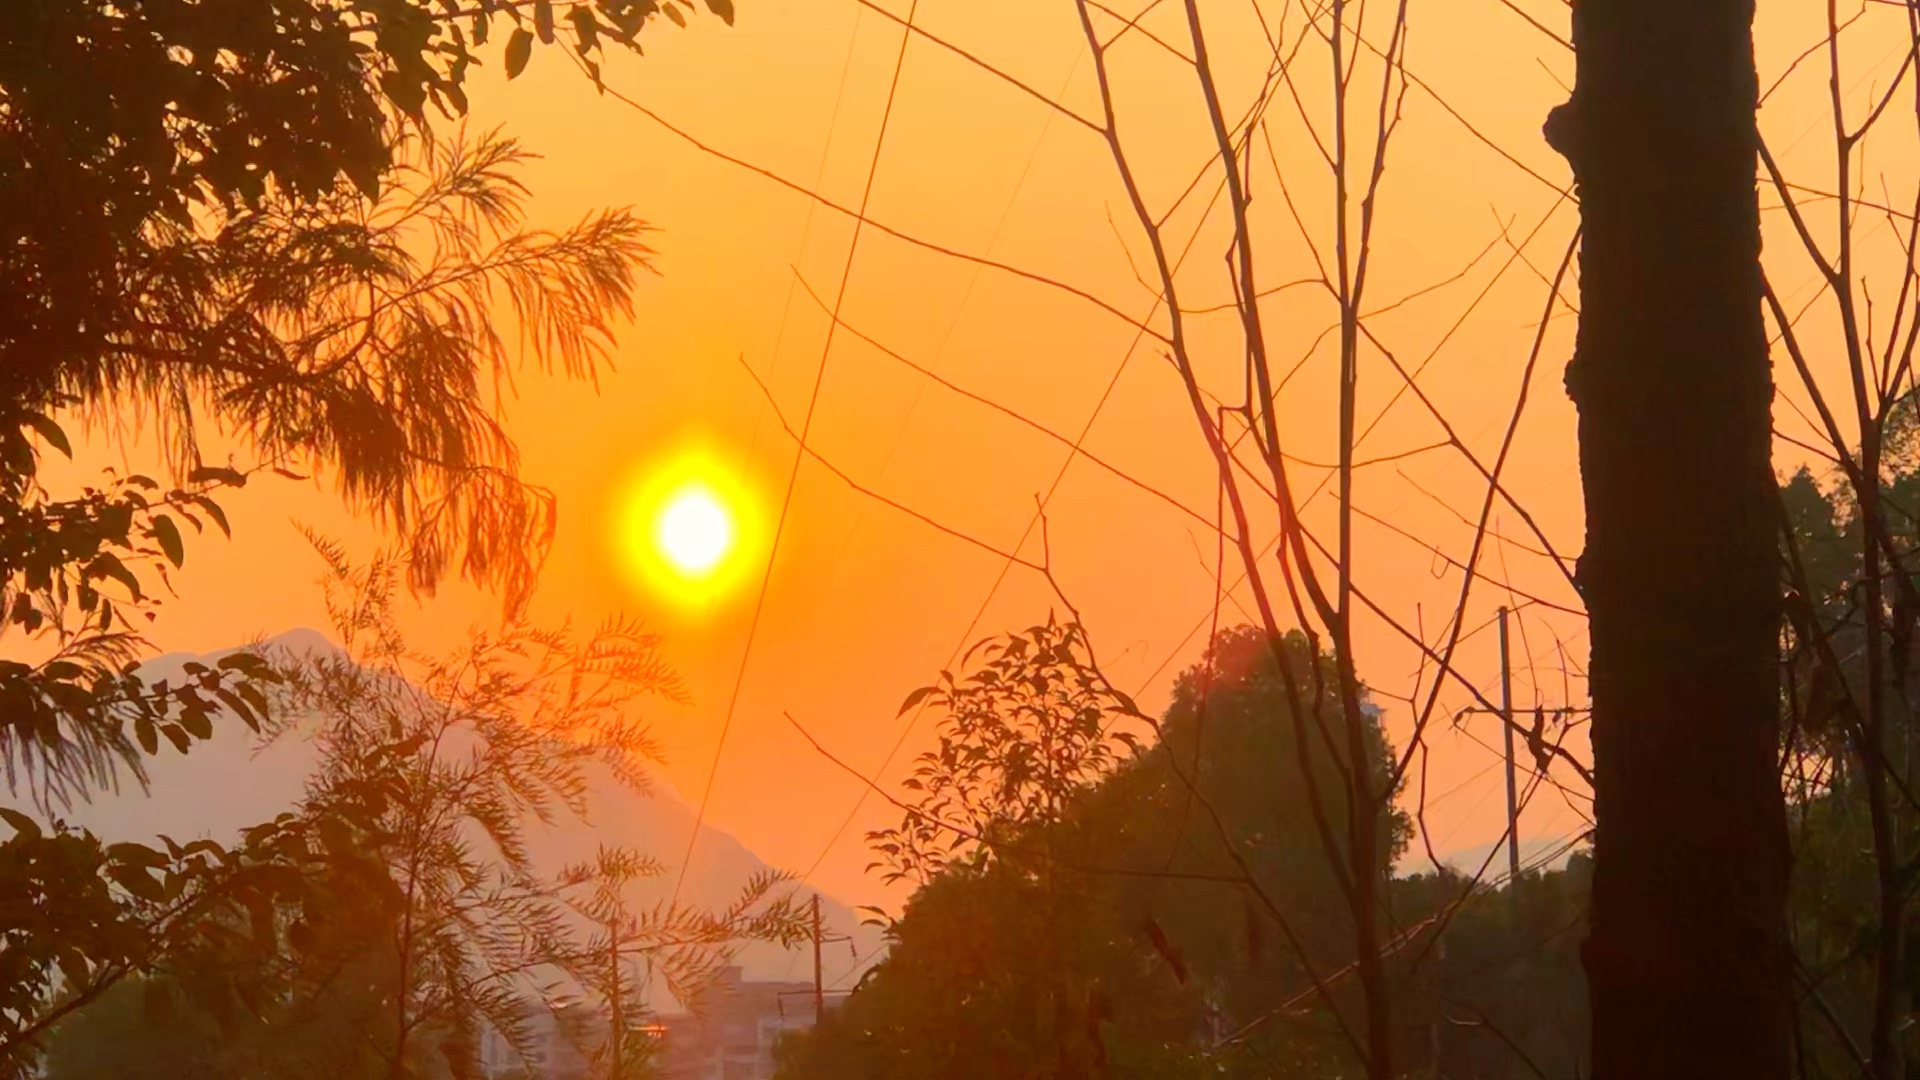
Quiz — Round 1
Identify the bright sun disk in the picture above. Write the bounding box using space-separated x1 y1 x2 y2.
656 486 734 575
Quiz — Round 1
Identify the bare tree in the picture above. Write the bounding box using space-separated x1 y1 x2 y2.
594 4 1600 1077
1763 4 1920 1079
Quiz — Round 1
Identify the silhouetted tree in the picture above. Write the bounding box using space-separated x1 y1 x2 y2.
778 624 1411 1080
0 1 717 813
1547 2 1790 1075
0 0 721 421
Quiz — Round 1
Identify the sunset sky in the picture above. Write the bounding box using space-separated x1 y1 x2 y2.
82 0 1915 909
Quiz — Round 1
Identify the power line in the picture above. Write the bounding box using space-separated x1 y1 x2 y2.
778 52 1297 901
800 40 1091 628
563 0 1596 969
667 0 925 912
741 6 867 477
774 50 1095 983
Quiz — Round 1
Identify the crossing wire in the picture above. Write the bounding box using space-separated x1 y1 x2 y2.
666 0 926 913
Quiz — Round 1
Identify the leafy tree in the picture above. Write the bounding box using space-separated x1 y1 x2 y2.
871 618 1127 886
0 5 732 1075
559 845 804 1080
1386 858 1592 1080
0 784 396 1072
274 543 804 1078
273 542 678 1076
0 125 652 820
25 544 804 1080
778 623 1411 1080
39 976 231 1079
0 135 657 1070
1774 423 1920 1080
0 0 718 812
1 0 724 412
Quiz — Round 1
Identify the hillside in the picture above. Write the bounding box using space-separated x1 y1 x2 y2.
51 632 884 997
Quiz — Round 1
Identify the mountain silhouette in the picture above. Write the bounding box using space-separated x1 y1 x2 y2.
53 631 883 994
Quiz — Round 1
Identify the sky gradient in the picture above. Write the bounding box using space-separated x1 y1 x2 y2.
82 0 1910 909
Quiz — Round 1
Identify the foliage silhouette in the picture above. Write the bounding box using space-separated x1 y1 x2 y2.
779 624 1415 1080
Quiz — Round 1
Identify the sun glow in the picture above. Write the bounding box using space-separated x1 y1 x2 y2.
657 486 734 575
615 446 760 610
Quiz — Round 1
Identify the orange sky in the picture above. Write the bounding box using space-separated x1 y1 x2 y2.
83 0 1920 908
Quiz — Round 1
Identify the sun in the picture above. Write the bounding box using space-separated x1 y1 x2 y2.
614 445 761 610
657 485 734 575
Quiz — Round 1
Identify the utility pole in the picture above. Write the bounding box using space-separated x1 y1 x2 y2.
809 895 854 1017
811 893 824 1022
785 896 853 1025
607 926 623 1077
1457 610 1584 889
1498 606 1519 888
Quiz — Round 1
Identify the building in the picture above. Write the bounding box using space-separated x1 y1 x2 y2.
478 998 606 1080
476 967 828 1080
654 966 825 1080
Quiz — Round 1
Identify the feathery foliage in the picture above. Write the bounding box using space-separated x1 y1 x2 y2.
268 544 803 1076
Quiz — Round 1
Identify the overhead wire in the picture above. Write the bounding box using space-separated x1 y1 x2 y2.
741 6 867 476
564 0 1596 978
780 44 1098 907
665 0 926 913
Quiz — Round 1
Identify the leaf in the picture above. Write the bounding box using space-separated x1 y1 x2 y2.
0 807 39 840
88 553 143 601
22 413 70 457
55 950 88 991
194 496 231 538
108 863 164 902
534 0 556 43
663 3 687 27
343 156 381 202
216 687 255 730
897 685 936 718
505 28 534 79
569 7 598 54
152 514 185 568
237 683 271 729
705 0 735 24
247 895 277 948
317 813 355 858
107 842 168 868
136 716 159 756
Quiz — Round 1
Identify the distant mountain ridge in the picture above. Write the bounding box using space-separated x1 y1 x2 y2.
1398 834 1586 879
53 631 884 993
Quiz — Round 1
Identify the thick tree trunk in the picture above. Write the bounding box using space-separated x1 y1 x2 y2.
1550 2 1792 1078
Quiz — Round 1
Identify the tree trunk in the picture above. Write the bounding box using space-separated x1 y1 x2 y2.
1550 2 1791 1078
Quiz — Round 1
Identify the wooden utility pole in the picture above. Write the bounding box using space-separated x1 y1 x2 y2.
607 921 624 1077
811 893 824 1022
1498 606 1519 888
787 895 853 1026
